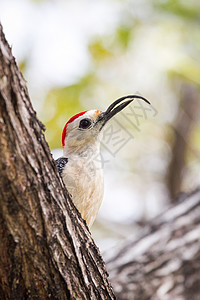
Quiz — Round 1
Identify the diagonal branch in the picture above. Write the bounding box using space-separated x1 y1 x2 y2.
105 189 200 300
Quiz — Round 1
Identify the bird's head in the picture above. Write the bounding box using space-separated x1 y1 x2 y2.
62 95 150 156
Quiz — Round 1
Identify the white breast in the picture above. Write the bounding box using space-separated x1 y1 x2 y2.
62 154 104 228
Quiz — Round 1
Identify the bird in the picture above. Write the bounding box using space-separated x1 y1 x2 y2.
56 95 150 228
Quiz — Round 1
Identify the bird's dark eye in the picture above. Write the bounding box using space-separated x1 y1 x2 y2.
79 118 92 129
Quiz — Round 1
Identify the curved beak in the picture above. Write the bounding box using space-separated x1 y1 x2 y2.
97 94 150 131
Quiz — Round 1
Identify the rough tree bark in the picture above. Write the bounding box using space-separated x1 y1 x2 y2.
105 189 200 300
0 24 115 299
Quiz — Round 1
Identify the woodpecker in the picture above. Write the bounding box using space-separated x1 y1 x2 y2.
56 95 150 227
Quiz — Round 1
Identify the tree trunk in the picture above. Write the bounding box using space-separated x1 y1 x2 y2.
105 189 200 300
0 24 115 300
167 83 200 201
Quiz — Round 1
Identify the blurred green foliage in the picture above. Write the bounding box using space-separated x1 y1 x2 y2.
154 0 200 20
89 40 113 62
116 26 132 50
19 58 28 74
88 25 132 64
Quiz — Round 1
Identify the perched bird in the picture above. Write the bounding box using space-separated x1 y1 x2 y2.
56 95 150 227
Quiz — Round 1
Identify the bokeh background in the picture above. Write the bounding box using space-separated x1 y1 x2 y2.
1 0 200 252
